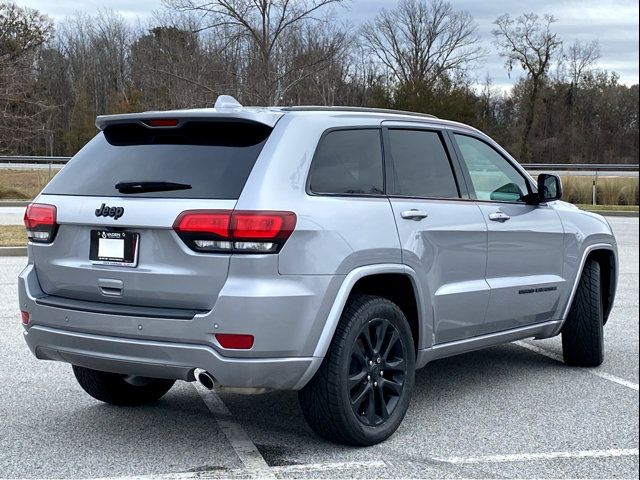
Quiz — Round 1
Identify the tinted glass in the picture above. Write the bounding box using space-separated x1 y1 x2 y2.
44 121 271 199
387 129 459 198
308 129 384 195
454 134 529 202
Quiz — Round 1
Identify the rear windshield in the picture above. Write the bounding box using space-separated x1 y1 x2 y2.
44 120 272 199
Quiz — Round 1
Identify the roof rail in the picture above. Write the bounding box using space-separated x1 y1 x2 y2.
282 105 437 119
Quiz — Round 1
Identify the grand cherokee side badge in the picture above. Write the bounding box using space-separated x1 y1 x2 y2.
95 203 124 220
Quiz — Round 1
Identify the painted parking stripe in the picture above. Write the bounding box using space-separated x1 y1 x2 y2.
193 383 275 478
515 341 639 391
433 448 639 465
94 460 387 479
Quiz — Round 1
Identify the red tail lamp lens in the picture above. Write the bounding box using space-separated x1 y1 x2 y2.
21 311 30 325
232 212 296 240
215 333 254 349
174 211 231 238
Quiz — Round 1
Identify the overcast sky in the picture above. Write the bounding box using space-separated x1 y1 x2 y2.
17 0 640 88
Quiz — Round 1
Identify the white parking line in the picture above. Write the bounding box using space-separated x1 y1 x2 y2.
515 341 640 391
193 383 276 478
433 448 639 465
93 460 387 479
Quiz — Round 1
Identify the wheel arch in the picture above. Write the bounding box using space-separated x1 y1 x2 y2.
586 248 617 324
560 243 618 330
294 264 425 390
312 264 425 359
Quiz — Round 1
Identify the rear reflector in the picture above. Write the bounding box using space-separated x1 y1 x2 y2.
173 210 296 253
215 333 254 349
21 311 29 325
143 119 179 127
23 203 58 243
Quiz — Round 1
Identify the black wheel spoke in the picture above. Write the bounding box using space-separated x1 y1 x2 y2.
382 377 403 396
350 383 370 407
348 370 367 390
384 357 406 372
373 319 388 354
376 382 390 420
360 326 374 356
366 389 376 424
381 330 399 361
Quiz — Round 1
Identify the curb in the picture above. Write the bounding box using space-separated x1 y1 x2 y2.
0 201 29 207
0 246 27 257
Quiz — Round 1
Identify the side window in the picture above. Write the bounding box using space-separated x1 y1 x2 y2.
387 129 459 198
308 129 384 195
454 134 530 202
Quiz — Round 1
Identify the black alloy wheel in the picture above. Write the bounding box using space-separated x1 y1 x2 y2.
348 317 407 426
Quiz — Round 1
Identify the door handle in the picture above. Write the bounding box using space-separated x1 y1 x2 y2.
489 211 510 222
401 209 428 220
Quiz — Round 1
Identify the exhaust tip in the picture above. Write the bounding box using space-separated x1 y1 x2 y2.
196 370 215 390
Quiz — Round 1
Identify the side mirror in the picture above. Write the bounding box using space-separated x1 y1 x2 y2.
537 173 563 202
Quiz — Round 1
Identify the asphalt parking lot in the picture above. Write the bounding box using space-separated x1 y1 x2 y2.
0 216 637 479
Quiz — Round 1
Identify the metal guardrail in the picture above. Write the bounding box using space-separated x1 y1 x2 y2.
0 156 71 164
1 156 638 170
521 163 639 171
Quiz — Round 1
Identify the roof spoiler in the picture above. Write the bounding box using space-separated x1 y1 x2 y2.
95 96 282 130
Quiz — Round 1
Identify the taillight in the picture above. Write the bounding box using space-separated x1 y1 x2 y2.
173 210 296 253
21 311 30 325
23 203 58 243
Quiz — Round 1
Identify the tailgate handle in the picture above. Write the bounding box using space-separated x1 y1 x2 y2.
98 278 123 297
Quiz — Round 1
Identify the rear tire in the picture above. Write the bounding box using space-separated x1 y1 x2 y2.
73 365 175 406
562 259 604 367
299 295 415 446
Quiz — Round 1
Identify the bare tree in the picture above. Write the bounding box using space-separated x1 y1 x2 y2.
566 40 600 87
162 0 348 105
0 1 53 154
360 0 482 91
493 13 561 160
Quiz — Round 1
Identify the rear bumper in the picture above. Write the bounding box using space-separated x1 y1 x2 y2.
19 261 338 389
24 325 320 389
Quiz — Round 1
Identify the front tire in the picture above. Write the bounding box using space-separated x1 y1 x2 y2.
299 295 415 446
562 259 604 367
73 365 175 406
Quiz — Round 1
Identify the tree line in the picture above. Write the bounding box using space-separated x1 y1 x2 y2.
0 0 638 164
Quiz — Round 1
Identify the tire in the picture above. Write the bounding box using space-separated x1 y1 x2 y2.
72 365 175 406
299 294 415 446
562 259 604 367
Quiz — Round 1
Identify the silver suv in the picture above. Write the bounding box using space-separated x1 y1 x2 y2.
19 96 618 445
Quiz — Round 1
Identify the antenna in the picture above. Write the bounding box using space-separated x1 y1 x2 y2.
214 95 243 110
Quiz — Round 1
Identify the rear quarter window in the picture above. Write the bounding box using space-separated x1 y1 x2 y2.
43 121 272 199
307 129 384 195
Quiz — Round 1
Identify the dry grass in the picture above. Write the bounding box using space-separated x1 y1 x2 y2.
0 169 60 200
561 176 639 206
0 225 27 247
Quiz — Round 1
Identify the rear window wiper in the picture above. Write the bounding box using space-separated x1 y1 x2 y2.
115 181 192 194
